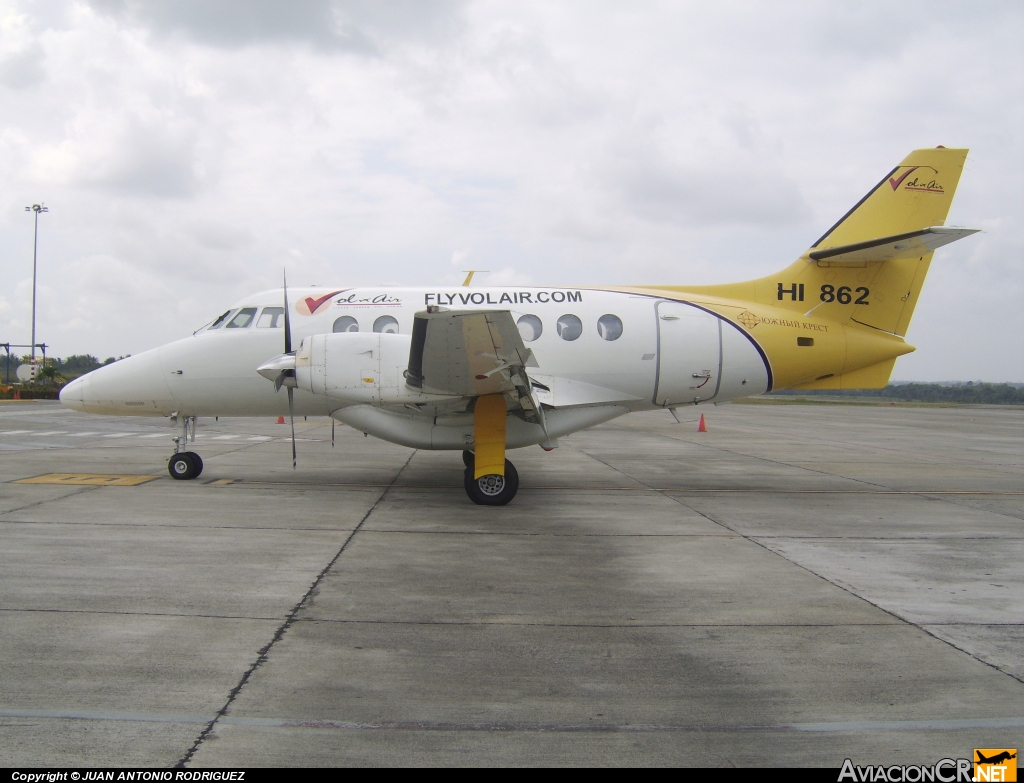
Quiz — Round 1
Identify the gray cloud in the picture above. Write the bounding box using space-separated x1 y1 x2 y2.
81 120 214 198
0 43 47 90
87 0 464 52
607 152 811 228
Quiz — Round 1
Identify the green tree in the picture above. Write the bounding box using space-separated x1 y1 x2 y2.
35 364 66 385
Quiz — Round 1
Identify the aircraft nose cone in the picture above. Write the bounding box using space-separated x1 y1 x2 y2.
62 350 176 415
59 376 86 412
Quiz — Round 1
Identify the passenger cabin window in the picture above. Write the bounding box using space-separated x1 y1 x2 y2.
207 310 235 330
257 307 284 328
373 315 399 334
334 316 359 333
597 314 623 341
556 314 582 341
517 314 543 342
226 307 257 328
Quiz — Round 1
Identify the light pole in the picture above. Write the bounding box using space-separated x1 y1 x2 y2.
24 203 48 367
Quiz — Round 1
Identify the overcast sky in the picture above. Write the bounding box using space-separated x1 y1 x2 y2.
1 1 1021 380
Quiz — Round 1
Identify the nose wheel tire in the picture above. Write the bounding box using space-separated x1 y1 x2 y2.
464 459 519 506
462 450 474 468
168 452 204 480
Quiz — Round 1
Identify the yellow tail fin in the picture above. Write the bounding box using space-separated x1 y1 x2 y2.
812 146 968 250
670 147 971 337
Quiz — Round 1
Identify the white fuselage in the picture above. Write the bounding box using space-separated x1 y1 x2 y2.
59 286 770 449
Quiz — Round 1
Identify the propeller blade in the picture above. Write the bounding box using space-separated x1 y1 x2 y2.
287 385 297 469
282 270 292 355
282 270 296 469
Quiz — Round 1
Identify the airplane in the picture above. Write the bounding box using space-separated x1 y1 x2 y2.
976 751 1016 765
59 147 977 505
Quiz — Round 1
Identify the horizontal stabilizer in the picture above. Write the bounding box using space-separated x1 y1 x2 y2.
808 227 979 265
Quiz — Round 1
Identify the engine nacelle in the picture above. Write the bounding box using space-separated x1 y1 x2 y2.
294 332 456 405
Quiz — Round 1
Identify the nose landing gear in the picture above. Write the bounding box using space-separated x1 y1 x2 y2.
168 412 204 481
169 451 204 480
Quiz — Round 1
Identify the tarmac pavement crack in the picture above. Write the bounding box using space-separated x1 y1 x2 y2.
570 439 1024 689
175 450 415 768
673 499 1024 688
295 617 909 628
917 492 1024 522
0 519 371 532
595 422 896 491
619 415 1018 472
0 607 281 621
0 485 100 516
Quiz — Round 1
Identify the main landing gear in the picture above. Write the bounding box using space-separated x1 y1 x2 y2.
463 452 519 506
168 413 204 481
462 394 519 506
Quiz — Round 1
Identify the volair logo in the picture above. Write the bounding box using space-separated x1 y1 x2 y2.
295 291 347 316
974 749 1017 782
889 167 919 190
888 166 944 194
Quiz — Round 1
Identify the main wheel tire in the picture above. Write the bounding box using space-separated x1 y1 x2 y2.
168 452 203 480
462 450 474 468
464 459 519 506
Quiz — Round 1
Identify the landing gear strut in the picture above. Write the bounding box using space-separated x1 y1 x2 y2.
168 412 203 480
464 395 519 505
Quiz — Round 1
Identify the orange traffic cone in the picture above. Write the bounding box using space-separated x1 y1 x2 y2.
277 416 285 424
697 413 707 432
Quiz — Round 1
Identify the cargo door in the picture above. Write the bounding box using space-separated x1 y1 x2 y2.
655 301 722 405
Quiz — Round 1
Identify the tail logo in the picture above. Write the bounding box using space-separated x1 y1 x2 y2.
889 166 944 194
296 290 347 316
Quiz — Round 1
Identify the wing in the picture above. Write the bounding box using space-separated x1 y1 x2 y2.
807 226 979 265
406 308 538 399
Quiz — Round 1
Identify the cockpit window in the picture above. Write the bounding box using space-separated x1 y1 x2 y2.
207 310 236 330
257 307 285 328
226 307 258 328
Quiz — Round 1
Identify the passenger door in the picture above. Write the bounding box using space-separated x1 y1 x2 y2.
655 301 721 406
